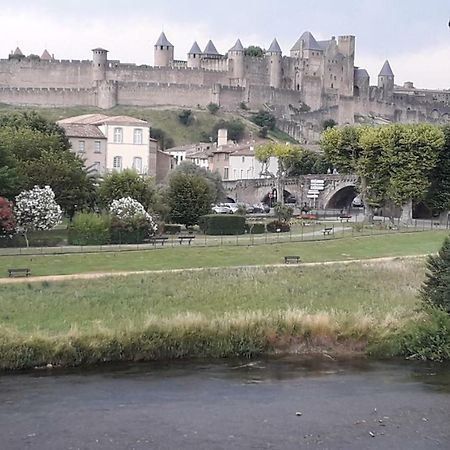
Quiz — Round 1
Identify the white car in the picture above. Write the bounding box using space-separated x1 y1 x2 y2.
212 205 232 214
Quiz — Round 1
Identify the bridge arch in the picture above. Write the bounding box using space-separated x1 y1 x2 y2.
323 183 358 209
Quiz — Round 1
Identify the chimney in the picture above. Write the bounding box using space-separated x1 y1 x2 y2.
218 128 228 147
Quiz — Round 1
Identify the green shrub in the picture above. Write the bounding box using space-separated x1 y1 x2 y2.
163 224 182 235
68 213 110 245
0 228 68 248
267 220 290 233
110 228 148 244
420 236 450 313
199 214 246 235
245 222 266 234
207 103 220 114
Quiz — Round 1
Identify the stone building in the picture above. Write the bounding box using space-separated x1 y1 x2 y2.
1 31 449 143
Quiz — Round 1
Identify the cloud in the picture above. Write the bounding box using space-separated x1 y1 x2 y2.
356 45 450 90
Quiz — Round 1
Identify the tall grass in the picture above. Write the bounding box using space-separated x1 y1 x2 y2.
0 259 428 370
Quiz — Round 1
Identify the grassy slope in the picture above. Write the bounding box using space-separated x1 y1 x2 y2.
0 231 446 278
0 104 261 147
0 259 423 336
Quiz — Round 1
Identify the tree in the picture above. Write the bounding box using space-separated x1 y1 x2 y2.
290 149 330 175
14 186 62 247
420 236 450 313
168 173 214 227
207 103 220 115
178 109 193 126
252 110 276 131
274 203 293 222
0 197 15 237
150 128 174 150
244 46 265 57
212 119 245 142
425 125 450 222
256 143 303 204
323 119 337 130
173 161 224 204
98 170 155 211
382 124 443 224
0 140 21 200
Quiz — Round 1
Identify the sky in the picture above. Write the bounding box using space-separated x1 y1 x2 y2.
0 0 449 89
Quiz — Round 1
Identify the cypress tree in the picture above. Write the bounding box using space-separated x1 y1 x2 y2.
421 236 450 313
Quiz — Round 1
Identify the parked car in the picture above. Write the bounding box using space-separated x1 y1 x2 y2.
212 205 232 214
221 203 239 214
252 203 270 213
285 195 297 204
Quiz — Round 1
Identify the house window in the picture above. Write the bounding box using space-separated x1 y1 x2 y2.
132 156 143 174
224 154 229 161
242 156 245 163
113 156 122 171
224 168 229 180
240 169 244 179
93 161 101 172
113 127 123 143
78 140 85 153
94 141 101 153
133 128 143 145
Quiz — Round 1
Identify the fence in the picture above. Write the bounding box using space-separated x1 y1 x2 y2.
0 217 448 257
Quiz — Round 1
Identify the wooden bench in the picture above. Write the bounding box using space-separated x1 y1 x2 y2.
322 227 334 235
8 268 31 278
179 235 195 245
284 256 301 264
339 215 352 222
148 236 169 246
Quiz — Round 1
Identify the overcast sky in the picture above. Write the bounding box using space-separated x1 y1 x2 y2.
1 0 449 89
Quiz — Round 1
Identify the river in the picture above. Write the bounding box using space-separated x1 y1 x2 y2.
1 357 449 449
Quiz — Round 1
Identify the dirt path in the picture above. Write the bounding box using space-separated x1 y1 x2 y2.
0 254 428 285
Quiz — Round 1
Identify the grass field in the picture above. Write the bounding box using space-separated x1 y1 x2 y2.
0 231 446 278
0 104 261 147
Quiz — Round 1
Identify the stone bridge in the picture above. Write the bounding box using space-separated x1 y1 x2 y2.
223 174 359 209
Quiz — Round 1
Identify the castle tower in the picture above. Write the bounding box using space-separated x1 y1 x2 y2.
203 40 221 59
228 39 245 82
187 41 202 69
378 60 394 101
92 48 108 82
337 35 355 96
266 39 282 89
154 32 174 67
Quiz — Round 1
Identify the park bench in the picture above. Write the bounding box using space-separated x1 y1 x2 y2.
322 227 334 235
148 236 169 246
178 235 195 245
284 256 301 264
8 268 31 278
339 214 352 222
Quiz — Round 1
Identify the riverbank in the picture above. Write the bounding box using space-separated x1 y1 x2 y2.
1 257 449 371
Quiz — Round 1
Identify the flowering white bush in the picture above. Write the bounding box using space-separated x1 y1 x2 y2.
110 197 157 232
15 186 62 246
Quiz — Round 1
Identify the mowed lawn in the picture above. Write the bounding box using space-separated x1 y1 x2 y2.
0 231 447 278
0 259 424 336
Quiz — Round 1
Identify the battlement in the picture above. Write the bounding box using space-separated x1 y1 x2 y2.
0 86 95 93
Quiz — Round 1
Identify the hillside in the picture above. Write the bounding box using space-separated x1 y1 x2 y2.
0 104 297 147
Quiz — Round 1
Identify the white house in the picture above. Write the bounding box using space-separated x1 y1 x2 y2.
59 114 152 175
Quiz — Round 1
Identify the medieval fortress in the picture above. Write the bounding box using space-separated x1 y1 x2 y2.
1 31 449 142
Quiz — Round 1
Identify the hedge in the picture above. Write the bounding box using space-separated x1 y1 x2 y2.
163 224 182 234
110 228 149 244
199 214 246 235
245 222 266 234
68 213 111 245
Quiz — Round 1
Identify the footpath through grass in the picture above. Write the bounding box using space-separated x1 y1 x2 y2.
0 231 447 278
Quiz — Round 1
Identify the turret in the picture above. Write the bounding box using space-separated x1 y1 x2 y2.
92 48 108 82
266 39 282 89
378 60 394 101
154 32 174 67
187 41 202 69
338 35 355 96
203 40 221 59
228 39 245 82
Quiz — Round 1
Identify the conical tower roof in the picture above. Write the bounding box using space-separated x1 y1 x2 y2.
203 40 220 56
291 31 322 51
379 60 394 77
155 32 173 47
13 47 23 56
41 49 52 60
229 39 244 52
188 41 202 55
267 38 282 54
